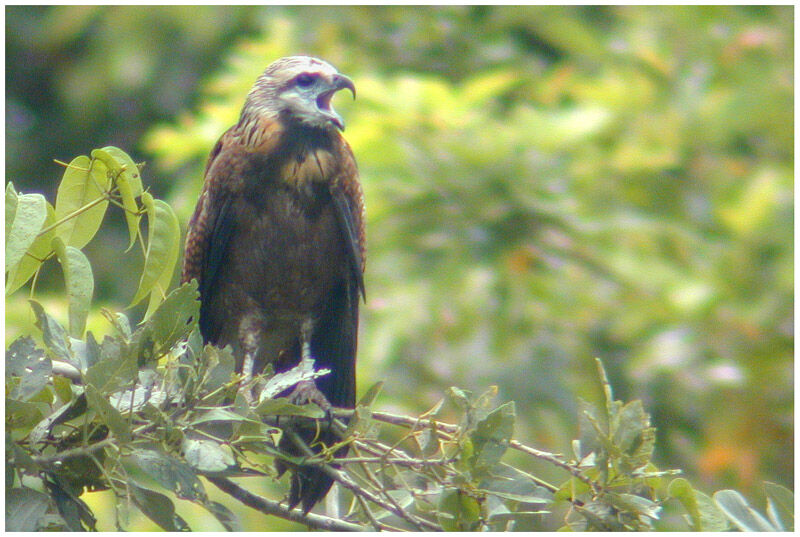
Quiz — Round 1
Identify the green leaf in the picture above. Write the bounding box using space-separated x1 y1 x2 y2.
437 487 481 531
356 380 384 408
6 182 18 243
90 146 143 250
6 336 52 401
6 398 46 431
668 478 701 530
606 492 661 520
6 487 52 531
468 401 515 477
85 384 131 440
123 449 207 502
714 489 777 532
446 386 472 410
181 437 236 474
613 399 655 472
199 344 236 395
6 201 56 295
130 192 180 309
51 236 93 338
144 280 199 354
130 484 190 531
84 342 138 394
28 300 73 362
479 465 552 503
54 155 110 249
5 191 47 275
764 481 793 531
28 394 87 446
203 501 241 532
190 407 262 426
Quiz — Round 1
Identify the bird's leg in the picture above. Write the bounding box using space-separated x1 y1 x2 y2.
238 315 262 404
288 319 331 412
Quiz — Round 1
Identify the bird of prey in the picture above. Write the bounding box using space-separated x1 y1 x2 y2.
181 56 365 512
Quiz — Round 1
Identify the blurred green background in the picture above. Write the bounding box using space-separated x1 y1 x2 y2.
6 5 793 531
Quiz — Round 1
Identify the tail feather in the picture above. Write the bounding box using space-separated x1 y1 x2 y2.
277 427 347 513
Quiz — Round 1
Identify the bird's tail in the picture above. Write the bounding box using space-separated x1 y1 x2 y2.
276 426 347 514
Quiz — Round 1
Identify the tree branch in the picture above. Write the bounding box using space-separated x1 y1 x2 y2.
206 476 367 532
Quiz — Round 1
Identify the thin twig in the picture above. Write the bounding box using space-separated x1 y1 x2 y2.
285 431 440 531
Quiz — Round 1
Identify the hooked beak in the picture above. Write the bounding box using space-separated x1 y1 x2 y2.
316 74 356 130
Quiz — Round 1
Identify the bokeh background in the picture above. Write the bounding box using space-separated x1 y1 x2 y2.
6 5 793 531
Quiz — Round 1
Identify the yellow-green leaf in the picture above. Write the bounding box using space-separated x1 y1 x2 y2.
54 155 111 249
6 202 56 295
52 236 94 338
91 146 143 249
5 182 18 244
130 193 180 308
6 191 47 276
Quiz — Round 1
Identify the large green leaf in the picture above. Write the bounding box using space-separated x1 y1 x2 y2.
5 190 47 275
129 484 190 531
437 487 481 531
764 481 793 531
84 342 138 394
90 146 143 249
52 236 94 338
28 300 73 362
714 489 777 532
467 401 515 478
6 487 52 531
145 280 199 353
123 449 207 502
6 336 52 402
130 192 180 309
6 182 18 244
6 201 56 295
53 155 110 249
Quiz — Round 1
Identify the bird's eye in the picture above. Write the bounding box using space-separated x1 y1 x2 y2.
295 74 315 87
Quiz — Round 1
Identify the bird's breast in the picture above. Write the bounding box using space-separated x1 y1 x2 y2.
224 185 347 318
280 148 337 191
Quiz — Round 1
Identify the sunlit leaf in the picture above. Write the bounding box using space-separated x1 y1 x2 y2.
181 437 236 474
764 481 793 531
714 489 777 532
6 201 56 295
54 155 110 249
28 300 72 362
6 336 52 402
130 192 180 309
51 236 93 338
6 191 47 276
91 146 143 250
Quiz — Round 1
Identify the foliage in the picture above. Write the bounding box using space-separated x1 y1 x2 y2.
139 7 794 507
7 148 792 531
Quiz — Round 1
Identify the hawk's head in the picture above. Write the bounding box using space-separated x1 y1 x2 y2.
244 56 355 131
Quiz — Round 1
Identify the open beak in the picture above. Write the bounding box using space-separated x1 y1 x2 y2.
317 74 356 130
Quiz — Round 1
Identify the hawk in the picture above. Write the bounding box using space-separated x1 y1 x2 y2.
181 56 365 512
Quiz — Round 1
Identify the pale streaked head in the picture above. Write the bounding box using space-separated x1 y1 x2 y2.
243 56 355 131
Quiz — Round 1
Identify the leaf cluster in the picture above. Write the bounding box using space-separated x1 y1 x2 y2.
7 146 792 531
6 147 180 326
